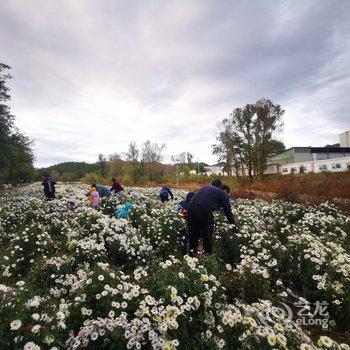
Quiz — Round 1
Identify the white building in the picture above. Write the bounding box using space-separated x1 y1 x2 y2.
279 156 350 174
266 130 350 175
340 130 350 147
204 162 228 176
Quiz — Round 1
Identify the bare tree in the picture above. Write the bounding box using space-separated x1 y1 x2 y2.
212 118 242 176
142 140 165 163
176 152 186 164
186 152 193 164
98 153 107 177
126 142 141 184
108 153 121 162
108 153 123 178
141 140 166 181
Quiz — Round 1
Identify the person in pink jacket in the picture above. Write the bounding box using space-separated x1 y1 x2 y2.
89 184 100 210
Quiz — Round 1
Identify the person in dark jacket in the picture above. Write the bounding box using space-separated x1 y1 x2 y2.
220 184 233 206
159 186 174 202
179 191 196 211
110 178 124 194
187 185 234 256
211 179 222 188
42 176 56 200
177 191 196 254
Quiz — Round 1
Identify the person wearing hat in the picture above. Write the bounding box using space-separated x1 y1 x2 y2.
67 197 78 212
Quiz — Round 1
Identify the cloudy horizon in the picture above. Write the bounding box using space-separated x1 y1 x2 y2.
1 0 349 168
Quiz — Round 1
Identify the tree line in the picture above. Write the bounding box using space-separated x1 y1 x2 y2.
0 63 35 184
38 142 202 186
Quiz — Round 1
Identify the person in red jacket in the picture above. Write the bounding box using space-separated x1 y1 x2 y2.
110 177 124 194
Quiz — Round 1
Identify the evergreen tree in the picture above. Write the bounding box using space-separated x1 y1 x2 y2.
0 63 35 184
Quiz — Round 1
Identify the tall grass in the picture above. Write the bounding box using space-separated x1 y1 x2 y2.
247 172 350 199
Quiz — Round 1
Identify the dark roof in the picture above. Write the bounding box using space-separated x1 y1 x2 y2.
270 146 350 160
309 147 350 153
282 146 350 154
207 162 226 167
325 143 340 148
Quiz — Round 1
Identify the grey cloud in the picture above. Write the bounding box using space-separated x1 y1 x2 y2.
0 0 350 166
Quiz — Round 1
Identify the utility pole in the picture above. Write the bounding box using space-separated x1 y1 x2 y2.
171 155 180 189
176 162 179 189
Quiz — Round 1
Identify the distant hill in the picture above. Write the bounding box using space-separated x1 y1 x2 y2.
36 161 102 180
36 160 209 182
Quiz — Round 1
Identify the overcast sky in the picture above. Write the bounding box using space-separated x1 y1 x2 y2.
1 0 349 167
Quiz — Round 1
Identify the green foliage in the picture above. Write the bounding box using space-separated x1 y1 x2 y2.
80 171 107 185
0 63 35 184
213 99 285 179
37 162 101 182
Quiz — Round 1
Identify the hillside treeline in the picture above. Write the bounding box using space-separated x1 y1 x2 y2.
36 152 208 186
0 63 35 184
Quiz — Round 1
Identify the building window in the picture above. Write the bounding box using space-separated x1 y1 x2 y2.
332 163 342 169
282 168 288 173
319 164 328 171
315 153 327 160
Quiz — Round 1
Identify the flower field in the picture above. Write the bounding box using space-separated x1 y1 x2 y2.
0 184 350 350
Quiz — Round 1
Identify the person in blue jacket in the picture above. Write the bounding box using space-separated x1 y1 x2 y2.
95 184 111 198
115 203 133 219
159 186 174 203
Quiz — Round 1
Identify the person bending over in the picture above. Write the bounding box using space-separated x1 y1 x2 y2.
110 178 124 194
211 179 222 188
187 184 234 256
89 184 101 210
159 186 174 203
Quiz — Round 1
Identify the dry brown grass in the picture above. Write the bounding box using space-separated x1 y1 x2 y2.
140 173 350 213
247 172 350 199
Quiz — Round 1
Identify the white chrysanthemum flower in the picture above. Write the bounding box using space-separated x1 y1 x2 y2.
31 324 41 333
23 342 40 350
10 319 22 330
318 336 333 348
267 334 276 346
